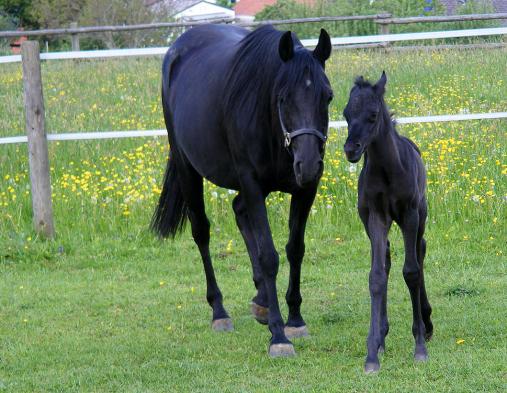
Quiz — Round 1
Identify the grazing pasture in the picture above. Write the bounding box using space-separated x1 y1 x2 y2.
0 48 505 391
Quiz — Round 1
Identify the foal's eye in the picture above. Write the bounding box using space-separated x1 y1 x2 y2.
368 112 378 123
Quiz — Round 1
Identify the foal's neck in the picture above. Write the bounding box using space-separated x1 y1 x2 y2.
366 111 402 172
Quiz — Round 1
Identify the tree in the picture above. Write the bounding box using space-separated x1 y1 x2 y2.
0 0 38 28
31 0 86 29
79 0 169 48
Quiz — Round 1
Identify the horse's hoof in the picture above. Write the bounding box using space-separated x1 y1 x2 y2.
251 302 268 325
378 345 385 354
364 362 380 374
269 343 296 358
284 325 309 339
425 332 433 342
211 318 234 332
414 351 429 362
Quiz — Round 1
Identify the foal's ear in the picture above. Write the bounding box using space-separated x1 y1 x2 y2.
313 28 332 64
374 71 387 96
279 31 294 62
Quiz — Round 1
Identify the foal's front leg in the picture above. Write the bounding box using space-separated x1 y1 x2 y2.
401 207 428 361
240 177 294 357
365 212 390 373
284 188 317 339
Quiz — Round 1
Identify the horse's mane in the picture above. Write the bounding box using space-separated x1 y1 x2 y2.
223 25 326 134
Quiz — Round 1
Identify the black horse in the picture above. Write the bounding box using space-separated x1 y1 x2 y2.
152 24 333 357
343 72 433 373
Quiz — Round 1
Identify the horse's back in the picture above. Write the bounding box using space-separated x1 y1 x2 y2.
162 25 248 189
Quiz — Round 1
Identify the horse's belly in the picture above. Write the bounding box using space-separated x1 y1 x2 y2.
176 130 240 190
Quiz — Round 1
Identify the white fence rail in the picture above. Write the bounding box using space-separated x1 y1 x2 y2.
1 26 506 64
1 112 506 146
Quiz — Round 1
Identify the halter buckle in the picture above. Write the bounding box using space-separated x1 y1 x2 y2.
284 132 291 148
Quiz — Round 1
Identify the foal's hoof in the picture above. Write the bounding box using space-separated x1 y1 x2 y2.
425 331 433 342
211 318 234 332
364 362 380 374
269 343 296 358
284 325 309 339
251 302 269 325
378 345 385 354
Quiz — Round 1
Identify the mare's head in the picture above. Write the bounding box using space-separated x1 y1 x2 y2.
275 29 333 187
343 72 388 163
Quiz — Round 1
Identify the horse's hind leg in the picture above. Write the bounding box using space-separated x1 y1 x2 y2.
417 204 433 341
179 163 232 331
232 195 269 325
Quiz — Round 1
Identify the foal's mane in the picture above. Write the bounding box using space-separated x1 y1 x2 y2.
223 25 326 134
353 77 421 156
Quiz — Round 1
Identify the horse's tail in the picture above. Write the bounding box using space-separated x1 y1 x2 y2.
151 50 188 238
150 151 188 238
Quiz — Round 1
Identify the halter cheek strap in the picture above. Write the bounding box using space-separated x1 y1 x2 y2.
278 100 328 148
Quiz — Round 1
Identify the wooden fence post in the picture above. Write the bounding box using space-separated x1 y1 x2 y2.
21 41 55 238
70 22 80 51
378 13 391 48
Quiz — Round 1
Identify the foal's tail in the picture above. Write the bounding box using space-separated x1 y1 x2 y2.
151 51 188 238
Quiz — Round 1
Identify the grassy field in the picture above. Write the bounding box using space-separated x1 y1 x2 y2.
0 47 506 392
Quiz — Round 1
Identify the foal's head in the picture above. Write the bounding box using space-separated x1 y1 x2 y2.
275 29 333 187
343 72 388 163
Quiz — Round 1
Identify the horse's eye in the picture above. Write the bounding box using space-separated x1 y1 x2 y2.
368 112 378 123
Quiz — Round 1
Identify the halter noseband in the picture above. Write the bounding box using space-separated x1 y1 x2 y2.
277 99 328 148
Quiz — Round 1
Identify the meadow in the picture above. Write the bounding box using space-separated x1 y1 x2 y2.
0 47 506 392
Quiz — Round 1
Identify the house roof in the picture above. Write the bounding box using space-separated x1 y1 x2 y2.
234 0 277 16
234 0 315 17
175 1 233 17
145 1 205 15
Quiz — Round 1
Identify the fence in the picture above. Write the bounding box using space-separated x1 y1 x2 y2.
2 16 507 236
1 25 506 64
1 12 507 51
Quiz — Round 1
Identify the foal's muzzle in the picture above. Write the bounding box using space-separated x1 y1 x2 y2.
344 141 363 163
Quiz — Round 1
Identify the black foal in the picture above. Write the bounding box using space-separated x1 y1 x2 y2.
343 72 433 373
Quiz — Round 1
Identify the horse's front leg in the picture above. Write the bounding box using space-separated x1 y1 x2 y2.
232 194 269 325
365 212 390 373
400 207 428 362
284 187 317 339
240 177 294 357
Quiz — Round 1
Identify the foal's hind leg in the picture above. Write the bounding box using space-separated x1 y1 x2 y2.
232 195 269 325
417 204 433 341
179 164 232 331
400 207 428 361
379 239 392 353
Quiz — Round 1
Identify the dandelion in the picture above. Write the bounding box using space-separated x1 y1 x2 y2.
456 339 465 345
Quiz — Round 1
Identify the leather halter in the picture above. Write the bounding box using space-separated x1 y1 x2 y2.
277 99 327 148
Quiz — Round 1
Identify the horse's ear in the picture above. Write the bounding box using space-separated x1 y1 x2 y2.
313 29 331 64
374 71 387 96
279 31 294 62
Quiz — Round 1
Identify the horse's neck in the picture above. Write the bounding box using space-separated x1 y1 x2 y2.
366 117 402 172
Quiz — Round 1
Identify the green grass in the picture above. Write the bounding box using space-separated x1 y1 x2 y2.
0 48 506 392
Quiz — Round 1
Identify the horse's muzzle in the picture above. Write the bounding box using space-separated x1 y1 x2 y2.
294 159 323 187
